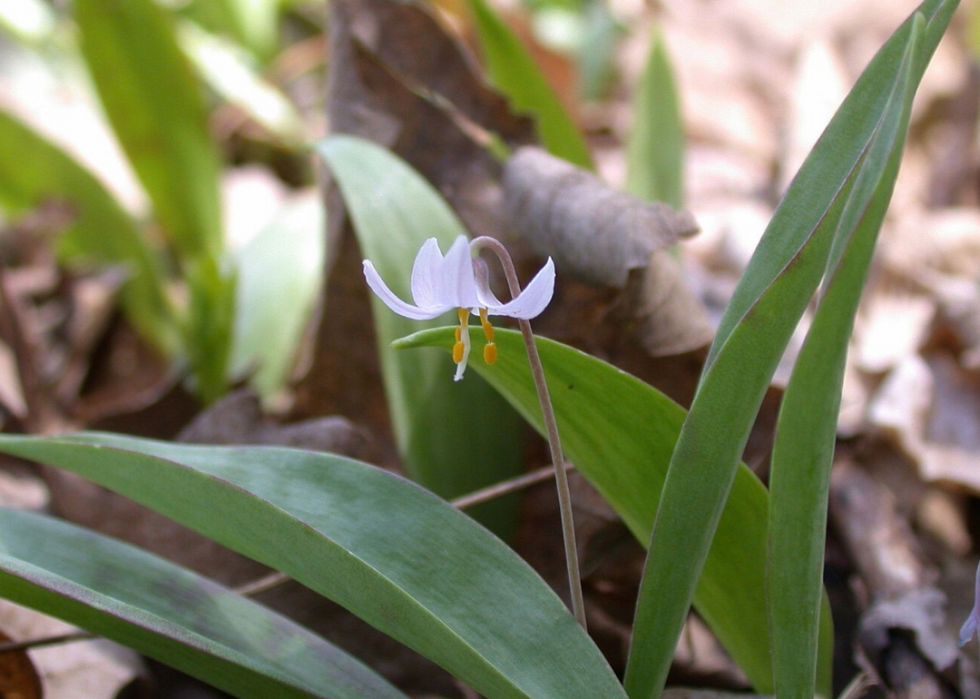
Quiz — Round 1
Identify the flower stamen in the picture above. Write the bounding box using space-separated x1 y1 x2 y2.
453 308 471 381
479 308 497 365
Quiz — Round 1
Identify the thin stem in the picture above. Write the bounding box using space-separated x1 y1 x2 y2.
451 462 571 510
470 236 587 630
0 630 94 654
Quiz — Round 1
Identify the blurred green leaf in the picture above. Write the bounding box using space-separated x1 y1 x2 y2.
623 3 956 698
317 135 523 537
179 20 305 146
768 19 922 699
465 0 593 168
183 0 280 62
0 108 179 354
76 0 223 261
185 256 237 404
230 193 324 399
0 433 628 699
0 0 54 44
0 506 410 699
395 327 834 693
577 0 621 102
626 28 684 209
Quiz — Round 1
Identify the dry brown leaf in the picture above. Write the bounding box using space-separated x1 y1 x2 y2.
503 147 699 288
915 353 980 493
611 251 714 356
177 389 370 458
867 354 933 460
0 601 141 699
0 627 42 699
326 0 535 238
853 284 934 374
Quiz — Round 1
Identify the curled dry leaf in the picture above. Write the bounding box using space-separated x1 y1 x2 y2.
503 147 711 356
610 251 715 357
504 147 699 288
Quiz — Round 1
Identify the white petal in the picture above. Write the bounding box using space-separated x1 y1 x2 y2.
443 236 480 309
473 257 505 308
410 238 445 308
363 260 449 320
486 258 555 319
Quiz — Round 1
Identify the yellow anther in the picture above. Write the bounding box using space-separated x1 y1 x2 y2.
479 308 494 342
453 308 471 367
484 342 497 365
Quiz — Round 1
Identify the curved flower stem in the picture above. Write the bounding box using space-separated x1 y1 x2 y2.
470 236 586 630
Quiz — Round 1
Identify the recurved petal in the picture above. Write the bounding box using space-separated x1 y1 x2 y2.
410 238 446 308
487 258 555 319
363 260 449 320
443 236 481 310
960 561 980 647
473 257 504 309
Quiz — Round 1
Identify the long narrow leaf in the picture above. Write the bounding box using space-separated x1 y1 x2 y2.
0 434 627 699
0 109 178 354
0 507 408 699
705 0 956 371
230 194 324 399
395 327 834 694
624 3 956 698
179 21 305 147
626 29 684 209
768 19 923 699
465 0 593 169
76 0 223 260
317 135 523 536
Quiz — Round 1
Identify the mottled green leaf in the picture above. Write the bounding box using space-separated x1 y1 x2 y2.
0 507 409 699
0 433 628 699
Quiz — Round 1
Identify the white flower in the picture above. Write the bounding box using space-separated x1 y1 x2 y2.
362 236 555 380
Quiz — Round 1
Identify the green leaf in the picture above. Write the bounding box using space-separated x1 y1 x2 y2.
184 255 237 404
0 108 179 355
183 0 280 62
768 18 923 699
317 135 523 537
624 2 956 698
0 433 628 699
0 0 54 45
76 0 223 261
394 327 831 693
0 506 409 699
179 20 305 146
625 28 684 209
465 0 593 168
230 193 325 399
